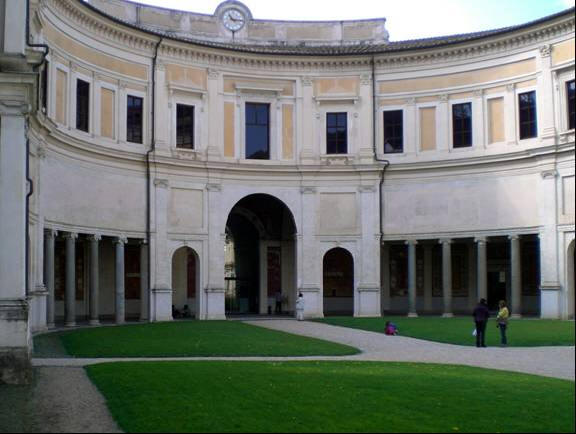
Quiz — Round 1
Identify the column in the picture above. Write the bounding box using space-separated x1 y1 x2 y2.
406 240 418 317
115 236 126 325
440 238 453 317
475 237 487 302
504 84 517 145
88 234 101 326
64 232 78 327
537 45 556 144
44 230 57 328
205 183 226 320
206 69 222 159
423 244 433 312
139 241 149 322
299 186 322 318
509 235 522 318
381 243 390 313
437 94 450 152
300 78 315 162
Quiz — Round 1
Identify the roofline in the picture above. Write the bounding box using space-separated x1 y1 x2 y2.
77 1 575 57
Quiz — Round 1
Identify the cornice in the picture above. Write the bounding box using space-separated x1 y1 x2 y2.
43 0 575 72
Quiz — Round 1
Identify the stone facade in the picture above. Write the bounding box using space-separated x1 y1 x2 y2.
0 0 574 382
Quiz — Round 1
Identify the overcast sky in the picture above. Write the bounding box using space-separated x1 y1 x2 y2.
124 0 575 41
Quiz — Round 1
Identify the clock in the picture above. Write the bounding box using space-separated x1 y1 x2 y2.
222 8 246 32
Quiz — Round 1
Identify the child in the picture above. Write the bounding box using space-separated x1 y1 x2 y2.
385 321 398 336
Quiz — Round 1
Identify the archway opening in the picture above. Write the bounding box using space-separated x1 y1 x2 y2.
568 241 575 319
323 247 354 316
225 194 296 315
171 247 198 319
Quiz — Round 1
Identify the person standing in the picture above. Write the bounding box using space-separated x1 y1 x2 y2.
472 298 490 348
296 292 305 321
496 300 510 347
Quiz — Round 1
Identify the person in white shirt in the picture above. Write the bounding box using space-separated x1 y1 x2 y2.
296 292 305 321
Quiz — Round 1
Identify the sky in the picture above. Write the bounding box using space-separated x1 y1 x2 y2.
124 0 575 41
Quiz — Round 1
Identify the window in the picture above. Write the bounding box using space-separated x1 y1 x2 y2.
41 62 49 114
245 102 270 159
567 80 575 130
452 102 472 148
383 110 403 153
176 104 194 149
76 79 90 132
127 95 143 144
518 91 537 140
326 112 347 154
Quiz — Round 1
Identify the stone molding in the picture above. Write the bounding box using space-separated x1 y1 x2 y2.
300 186 317 194
46 0 575 71
154 178 169 189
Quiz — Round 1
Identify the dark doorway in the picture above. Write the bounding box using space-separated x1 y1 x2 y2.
323 248 354 316
225 194 296 316
487 271 507 311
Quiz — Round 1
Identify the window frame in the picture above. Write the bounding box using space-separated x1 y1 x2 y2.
517 89 538 141
382 109 404 154
176 103 195 149
75 78 90 133
126 94 144 144
326 112 348 155
244 101 271 160
566 79 575 131
451 101 473 149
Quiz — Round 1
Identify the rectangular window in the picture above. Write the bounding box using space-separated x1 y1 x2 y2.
76 79 90 133
326 112 347 154
567 80 575 131
518 91 537 140
176 104 194 149
127 95 143 144
383 110 403 153
452 102 472 148
245 102 270 159
41 61 49 114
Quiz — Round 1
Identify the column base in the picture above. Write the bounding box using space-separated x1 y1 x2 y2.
407 312 419 318
47 323 56 329
65 322 76 327
89 320 100 326
510 314 522 319
442 313 454 318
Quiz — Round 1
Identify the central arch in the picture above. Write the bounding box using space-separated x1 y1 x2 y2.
225 194 297 316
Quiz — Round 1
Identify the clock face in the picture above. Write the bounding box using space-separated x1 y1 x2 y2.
222 8 245 32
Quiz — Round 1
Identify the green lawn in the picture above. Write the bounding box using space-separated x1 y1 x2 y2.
315 317 575 347
33 321 358 358
86 361 575 433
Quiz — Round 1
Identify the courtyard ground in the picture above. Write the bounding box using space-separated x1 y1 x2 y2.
1 319 574 433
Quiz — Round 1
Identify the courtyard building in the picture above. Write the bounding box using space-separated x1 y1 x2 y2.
0 0 574 382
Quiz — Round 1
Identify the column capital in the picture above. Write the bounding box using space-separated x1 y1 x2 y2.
438 238 452 245
474 236 487 244
139 239 148 246
114 236 128 245
88 234 102 242
45 228 58 239
63 232 78 240
405 239 418 246
508 234 520 241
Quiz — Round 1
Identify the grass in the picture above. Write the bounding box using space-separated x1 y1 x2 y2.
33 321 358 358
86 361 575 433
315 316 576 347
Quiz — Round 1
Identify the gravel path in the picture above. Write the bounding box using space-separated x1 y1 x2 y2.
19 319 575 433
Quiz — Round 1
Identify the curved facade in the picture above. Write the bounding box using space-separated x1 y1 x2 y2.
0 0 574 379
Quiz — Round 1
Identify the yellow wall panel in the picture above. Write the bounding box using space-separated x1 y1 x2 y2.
420 107 436 151
282 105 294 159
552 39 575 66
56 69 67 125
224 102 235 158
100 88 115 139
488 97 505 144
379 59 536 93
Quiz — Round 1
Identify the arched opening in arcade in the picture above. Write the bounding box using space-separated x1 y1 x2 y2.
567 240 575 319
225 194 297 316
323 247 354 316
171 247 199 319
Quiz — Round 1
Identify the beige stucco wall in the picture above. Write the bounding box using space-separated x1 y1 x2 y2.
419 107 436 151
488 97 505 144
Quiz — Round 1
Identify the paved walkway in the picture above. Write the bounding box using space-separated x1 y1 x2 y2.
19 319 576 433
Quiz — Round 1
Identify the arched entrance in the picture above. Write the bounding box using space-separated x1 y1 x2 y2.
323 247 354 316
171 247 198 319
225 194 297 315
568 240 575 319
